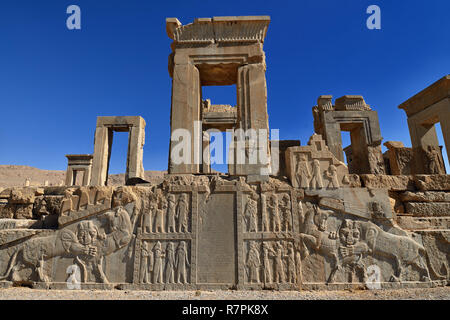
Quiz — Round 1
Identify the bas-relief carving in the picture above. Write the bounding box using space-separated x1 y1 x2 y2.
140 192 191 234
244 192 294 233
297 201 444 284
139 240 191 285
0 205 132 284
0 179 447 289
286 134 350 190
423 146 446 175
244 240 300 285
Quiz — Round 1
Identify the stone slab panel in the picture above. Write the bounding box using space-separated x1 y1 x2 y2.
197 192 236 284
404 202 450 217
361 174 415 191
400 191 450 202
414 175 450 191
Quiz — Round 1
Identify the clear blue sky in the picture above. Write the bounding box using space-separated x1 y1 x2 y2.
0 0 449 174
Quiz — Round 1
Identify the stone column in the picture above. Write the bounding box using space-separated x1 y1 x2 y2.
82 168 91 186
322 116 344 163
202 130 211 174
91 127 113 186
438 100 450 167
230 63 270 176
127 120 146 181
407 117 440 174
65 167 74 186
169 63 202 174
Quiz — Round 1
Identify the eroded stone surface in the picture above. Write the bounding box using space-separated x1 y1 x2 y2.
404 202 450 217
400 191 450 202
361 174 415 191
414 175 450 191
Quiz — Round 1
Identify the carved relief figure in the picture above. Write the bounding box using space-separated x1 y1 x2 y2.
176 194 189 233
295 245 302 285
261 194 270 232
281 194 292 232
175 241 190 284
262 242 274 283
246 241 261 283
359 220 433 282
325 164 339 189
310 160 323 189
273 242 286 283
0 205 132 284
139 241 151 284
155 199 166 233
268 194 281 232
328 219 369 283
152 241 165 284
244 195 258 232
368 147 386 175
286 243 296 283
167 194 176 233
70 221 108 284
295 154 311 188
165 242 175 284
425 145 444 174
299 203 340 283
141 203 153 233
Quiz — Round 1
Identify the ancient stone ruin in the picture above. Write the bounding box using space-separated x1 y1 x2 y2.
0 16 448 291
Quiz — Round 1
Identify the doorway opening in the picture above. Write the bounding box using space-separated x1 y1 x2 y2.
435 122 448 173
107 131 129 183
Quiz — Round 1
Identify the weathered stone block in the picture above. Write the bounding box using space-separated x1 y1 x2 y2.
10 188 35 204
397 216 450 230
404 202 450 217
361 174 415 191
414 175 450 191
343 174 361 187
400 191 450 202
14 204 34 219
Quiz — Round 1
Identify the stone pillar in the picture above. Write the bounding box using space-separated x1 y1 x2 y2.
383 141 413 175
65 167 74 186
230 63 270 176
438 101 450 166
83 167 92 186
127 120 146 181
91 127 113 186
407 117 440 174
321 112 344 162
202 131 211 174
169 63 202 174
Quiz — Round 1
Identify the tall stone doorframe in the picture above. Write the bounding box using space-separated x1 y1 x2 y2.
65 154 93 186
398 75 449 174
312 95 385 174
90 116 146 186
166 16 271 177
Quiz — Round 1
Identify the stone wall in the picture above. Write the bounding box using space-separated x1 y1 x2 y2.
0 174 447 290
